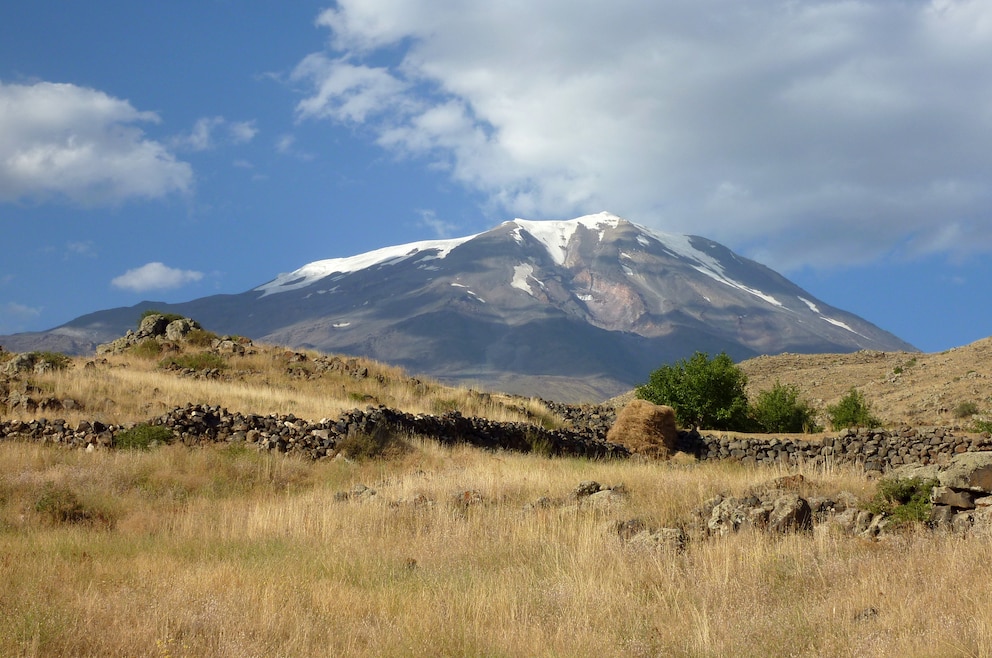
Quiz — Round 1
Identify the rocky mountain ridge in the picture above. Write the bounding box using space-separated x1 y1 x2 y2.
0 212 914 401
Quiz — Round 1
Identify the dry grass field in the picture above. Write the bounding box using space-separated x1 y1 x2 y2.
1 336 992 656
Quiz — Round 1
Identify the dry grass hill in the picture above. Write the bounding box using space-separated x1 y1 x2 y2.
738 337 992 428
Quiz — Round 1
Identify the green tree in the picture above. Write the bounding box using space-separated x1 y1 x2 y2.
636 351 750 430
825 387 881 429
750 380 822 433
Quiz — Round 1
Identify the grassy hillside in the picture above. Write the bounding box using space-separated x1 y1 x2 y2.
1 335 992 656
739 337 992 428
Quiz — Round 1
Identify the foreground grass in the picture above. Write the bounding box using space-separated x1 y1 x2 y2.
1 440 989 657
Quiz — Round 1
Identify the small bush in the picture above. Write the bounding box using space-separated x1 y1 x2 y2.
29 351 71 371
954 401 980 419
34 483 114 526
867 477 937 527
160 352 227 372
129 338 163 359
825 388 881 429
335 426 410 461
114 424 174 450
524 430 554 457
185 328 219 347
973 419 992 434
750 381 822 433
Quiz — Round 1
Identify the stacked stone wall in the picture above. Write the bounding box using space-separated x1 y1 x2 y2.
2 401 991 473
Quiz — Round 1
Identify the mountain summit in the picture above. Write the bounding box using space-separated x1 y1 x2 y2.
1 212 914 400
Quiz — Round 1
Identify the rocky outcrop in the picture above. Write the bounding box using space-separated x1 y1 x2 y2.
96 314 206 355
894 453 992 536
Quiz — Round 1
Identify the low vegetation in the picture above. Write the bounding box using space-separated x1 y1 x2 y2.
1 330 991 655
1 440 990 657
636 351 751 430
637 352 826 433
867 476 938 527
826 387 882 429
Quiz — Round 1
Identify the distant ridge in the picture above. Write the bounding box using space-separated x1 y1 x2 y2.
0 212 915 401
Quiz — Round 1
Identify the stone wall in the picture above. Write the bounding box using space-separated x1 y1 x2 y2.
680 426 992 474
0 403 628 460
2 400 992 474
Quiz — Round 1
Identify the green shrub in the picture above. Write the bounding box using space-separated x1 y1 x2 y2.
750 381 822 433
825 388 881 429
954 401 980 419
636 351 750 430
114 423 174 450
867 477 937 527
128 338 163 359
185 328 219 347
159 352 227 371
973 419 992 434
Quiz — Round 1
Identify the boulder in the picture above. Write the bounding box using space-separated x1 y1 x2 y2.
165 318 198 341
938 452 992 493
768 493 813 533
606 399 678 459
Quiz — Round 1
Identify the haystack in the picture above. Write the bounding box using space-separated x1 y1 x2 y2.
606 399 679 459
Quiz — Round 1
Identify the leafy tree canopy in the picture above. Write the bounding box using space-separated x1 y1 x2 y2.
636 351 751 431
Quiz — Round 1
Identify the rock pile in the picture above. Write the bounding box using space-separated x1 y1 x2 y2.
902 452 992 535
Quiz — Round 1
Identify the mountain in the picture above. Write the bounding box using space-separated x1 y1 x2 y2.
0 212 915 400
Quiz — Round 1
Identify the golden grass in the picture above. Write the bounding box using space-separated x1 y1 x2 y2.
5 345 559 427
1 439 989 657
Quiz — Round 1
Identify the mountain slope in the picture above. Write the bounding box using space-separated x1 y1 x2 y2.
0 212 914 400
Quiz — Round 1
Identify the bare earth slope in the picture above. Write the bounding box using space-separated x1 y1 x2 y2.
738 336 992 427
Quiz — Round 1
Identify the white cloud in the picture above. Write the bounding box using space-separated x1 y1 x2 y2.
417 209 458 238
228 120 258 144
0 80 193 205
295 0 992 270
173 116 258 151
0 301 42 334
274 133 313 160
111 262 204 292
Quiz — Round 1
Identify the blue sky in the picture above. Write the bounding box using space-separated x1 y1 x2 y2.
1 1 991 354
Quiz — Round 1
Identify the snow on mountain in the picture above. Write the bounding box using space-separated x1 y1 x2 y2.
256 235 475 297
8 211 916 401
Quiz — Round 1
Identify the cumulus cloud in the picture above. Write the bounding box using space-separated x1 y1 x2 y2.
111 262 203 292
0 80 193 205
294 0 992 270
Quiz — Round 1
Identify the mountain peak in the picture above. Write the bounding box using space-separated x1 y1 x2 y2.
9 212 916 401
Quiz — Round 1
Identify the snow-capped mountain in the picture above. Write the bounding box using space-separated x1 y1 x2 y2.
1 212 915 400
